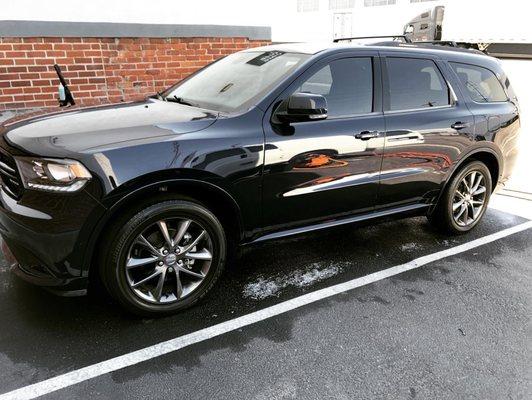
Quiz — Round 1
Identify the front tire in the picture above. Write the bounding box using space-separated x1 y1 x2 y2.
101 199 226 316
429 161 492 234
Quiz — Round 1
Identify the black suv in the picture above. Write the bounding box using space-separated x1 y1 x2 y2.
0 42 520 315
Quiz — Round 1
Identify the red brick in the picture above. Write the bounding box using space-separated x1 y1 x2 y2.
53 44 73 51
11 80 32 87
22 38 43 44
66 65 86 71
46 51 66 57
28 65 52 72
23 87 42 94
32 44 54 51
5 51 26 58
2 88 20 95
54 58 76 65
63 38 83 43
84 50 103 57
40 86 58 93
39 72 58 79
0 73 19 81
85 64 104 71
12 44 33 51
73 57 92 64
24 101 48 107
78 71 97 77
13 94 35 101
13 59 35 66
34 93 54 100
26 51 47 58
43 38 63 43
18 73 40 79
30 79 51 86
7 66 28 73
35 58 54 65
69 44 91 51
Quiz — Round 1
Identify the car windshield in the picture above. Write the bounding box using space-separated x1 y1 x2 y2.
164 51 310 113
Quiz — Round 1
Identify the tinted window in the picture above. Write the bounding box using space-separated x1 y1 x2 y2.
386 57 449 111
451 63 507 103
297 58 373 117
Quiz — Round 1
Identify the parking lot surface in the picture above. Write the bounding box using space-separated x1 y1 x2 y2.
0 194 530 399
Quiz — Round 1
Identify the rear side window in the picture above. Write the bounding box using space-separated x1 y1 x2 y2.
386 57 450 111
450 63 507 103
297 57 373 117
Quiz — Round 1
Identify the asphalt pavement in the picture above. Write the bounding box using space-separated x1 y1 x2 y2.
0 194 530 399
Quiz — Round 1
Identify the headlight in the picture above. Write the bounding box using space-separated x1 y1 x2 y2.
15 157 92 192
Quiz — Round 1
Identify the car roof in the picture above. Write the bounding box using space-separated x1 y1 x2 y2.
242 41 498 67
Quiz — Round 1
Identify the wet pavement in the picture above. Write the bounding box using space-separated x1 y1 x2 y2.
0 196 530 399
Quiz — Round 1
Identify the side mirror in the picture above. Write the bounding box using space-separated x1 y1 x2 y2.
276 93 328 124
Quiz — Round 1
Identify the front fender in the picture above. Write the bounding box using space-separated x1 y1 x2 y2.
79 175 245 277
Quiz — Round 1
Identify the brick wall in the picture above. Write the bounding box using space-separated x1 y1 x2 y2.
0 37 270 111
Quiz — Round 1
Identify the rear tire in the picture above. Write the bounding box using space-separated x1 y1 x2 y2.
429 161 492 234
100 199 226 317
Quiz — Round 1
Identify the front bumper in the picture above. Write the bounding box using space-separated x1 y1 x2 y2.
0 179 105 294
1 235 87 293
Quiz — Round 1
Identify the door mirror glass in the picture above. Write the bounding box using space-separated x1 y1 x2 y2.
276 93 328 124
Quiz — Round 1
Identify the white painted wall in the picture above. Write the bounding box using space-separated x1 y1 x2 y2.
1 0 530 42
0 0 275 31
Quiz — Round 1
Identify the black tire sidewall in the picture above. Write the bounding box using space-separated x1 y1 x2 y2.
443 161 492 233
104 200 226 316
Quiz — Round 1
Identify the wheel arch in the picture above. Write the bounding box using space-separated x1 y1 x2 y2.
429 147 502 214
84 177 244 280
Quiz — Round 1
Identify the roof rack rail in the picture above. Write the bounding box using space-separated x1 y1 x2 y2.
412 40 458 47
333 35 411 43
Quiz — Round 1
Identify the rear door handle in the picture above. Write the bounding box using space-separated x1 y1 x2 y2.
451 122 469 130
355 130 379 140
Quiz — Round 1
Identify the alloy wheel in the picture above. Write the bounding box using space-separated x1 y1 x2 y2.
452 170 487 227
125 218 213 304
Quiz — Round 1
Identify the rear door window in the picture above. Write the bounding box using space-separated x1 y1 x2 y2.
450 63 507 103
385 57 450 111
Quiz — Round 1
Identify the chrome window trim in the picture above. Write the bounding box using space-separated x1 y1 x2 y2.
383 104 455 115
298 110 383 122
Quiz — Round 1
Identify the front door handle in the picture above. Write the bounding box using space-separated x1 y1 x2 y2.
355 130 379 140
451 122 469 130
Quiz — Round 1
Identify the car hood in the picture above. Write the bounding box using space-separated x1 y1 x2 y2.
1 99 218 156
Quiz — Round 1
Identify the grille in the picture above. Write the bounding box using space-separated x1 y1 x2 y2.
0 150 23 199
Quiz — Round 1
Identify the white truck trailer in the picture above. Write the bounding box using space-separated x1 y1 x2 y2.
403 1 530 58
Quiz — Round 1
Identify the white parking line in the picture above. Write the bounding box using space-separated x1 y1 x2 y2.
2 220 531 400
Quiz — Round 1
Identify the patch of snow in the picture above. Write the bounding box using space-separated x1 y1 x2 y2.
401 242 422 251
243 262 346 300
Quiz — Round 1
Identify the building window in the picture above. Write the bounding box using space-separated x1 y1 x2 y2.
329 0 355 9
297 0 319 12
364 0 396 7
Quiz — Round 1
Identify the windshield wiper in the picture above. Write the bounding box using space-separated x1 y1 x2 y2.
152 90 165 100
165 96 199 107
